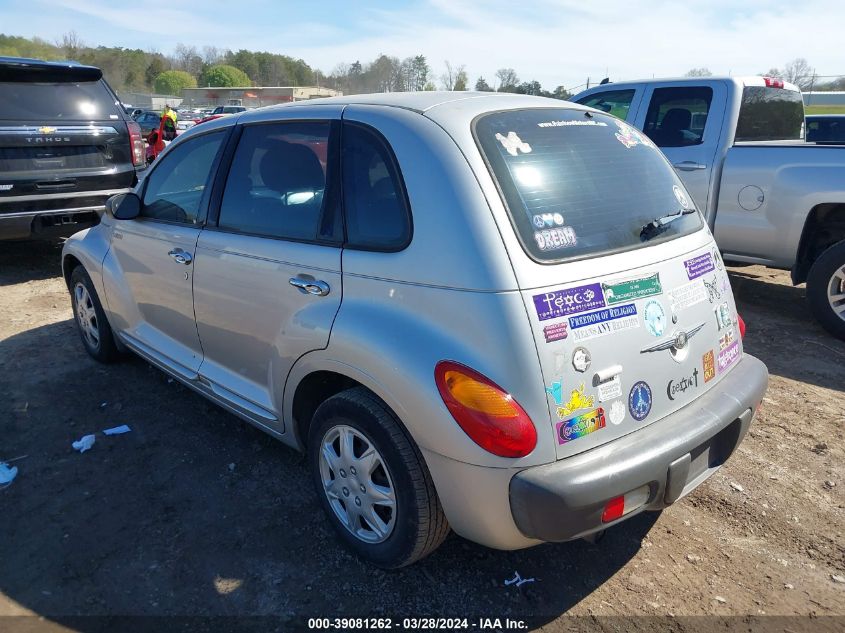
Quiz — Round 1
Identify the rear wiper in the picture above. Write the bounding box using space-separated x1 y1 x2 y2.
640 208 697 241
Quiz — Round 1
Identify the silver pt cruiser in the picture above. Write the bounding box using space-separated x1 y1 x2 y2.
62 92 769 568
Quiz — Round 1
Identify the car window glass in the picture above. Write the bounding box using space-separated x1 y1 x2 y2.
141 131 225 224
643 87 713 147
736 86 804 142
218 122 330 241
575 90 636 120
0 80 121 120
342 123 410 250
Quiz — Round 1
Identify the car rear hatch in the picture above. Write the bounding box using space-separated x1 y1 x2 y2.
473 107 744 459
0 59 136 215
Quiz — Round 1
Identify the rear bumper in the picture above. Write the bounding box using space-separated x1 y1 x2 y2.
509 354 768 542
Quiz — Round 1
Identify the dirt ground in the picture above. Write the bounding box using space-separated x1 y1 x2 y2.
0 240 843 632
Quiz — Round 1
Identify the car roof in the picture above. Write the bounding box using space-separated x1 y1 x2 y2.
575 76 801 93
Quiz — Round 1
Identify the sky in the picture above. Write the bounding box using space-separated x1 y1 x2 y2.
1 0 843 91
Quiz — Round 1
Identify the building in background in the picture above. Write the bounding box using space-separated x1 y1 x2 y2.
803 91 845 107
180 86 340 109
119 92 183 110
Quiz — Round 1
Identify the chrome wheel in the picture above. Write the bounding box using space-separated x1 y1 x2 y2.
74 282 100 350
828 264 845 321
318 424 396 544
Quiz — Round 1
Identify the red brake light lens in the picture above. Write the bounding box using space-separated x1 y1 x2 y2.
434 361 537 458
737 314 746 339
763 77 785 89
602 496 625 523
127 120 145 166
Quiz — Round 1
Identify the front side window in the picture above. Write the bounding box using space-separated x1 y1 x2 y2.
575 89 635 120
342 123 410 250
141 131 226 224
736 86 804 142
643 87 713 147
475 108 703 262
218 122 330 241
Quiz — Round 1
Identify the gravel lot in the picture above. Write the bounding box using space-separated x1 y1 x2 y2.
0 240 843 632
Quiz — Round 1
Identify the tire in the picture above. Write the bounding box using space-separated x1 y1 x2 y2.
69 266 120 363
307 387 449 568
806 240 845 341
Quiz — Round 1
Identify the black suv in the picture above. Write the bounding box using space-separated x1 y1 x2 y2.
0 56 146 240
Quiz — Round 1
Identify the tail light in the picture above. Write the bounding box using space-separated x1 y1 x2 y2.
601 485 650 523
434 361 537 458
763 77 785 89
737 314 746 339
127 120 145 166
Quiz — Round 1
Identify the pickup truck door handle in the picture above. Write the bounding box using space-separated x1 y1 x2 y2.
289 277 330 297
672 161 707 171
168 249 193 265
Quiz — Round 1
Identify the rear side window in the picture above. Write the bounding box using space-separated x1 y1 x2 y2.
575 90 635 120
736 86 804 142
642 87 713 147
474 108 703 262
141 131 226 224
218 122 331 241
342 123 410 250
807 117 845 143
0 81 121 121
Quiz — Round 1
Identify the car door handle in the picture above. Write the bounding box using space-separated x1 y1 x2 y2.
168 249 192 265
289 277 330 296
672 161 707 171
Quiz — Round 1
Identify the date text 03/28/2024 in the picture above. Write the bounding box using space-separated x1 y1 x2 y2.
307 617 528 630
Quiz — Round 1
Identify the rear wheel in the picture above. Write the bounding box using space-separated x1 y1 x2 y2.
307 387 449 568
70 266 119 362
807 240 845 340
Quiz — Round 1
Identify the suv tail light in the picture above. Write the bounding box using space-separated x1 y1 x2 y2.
738 314 746 339
434 361 537 458
763 77 785 89
127 120 145 166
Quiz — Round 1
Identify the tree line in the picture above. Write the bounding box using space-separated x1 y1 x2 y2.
0 32 572 99
685 58 845 91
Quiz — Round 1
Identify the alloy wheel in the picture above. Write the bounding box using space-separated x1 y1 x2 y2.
74 282 100 350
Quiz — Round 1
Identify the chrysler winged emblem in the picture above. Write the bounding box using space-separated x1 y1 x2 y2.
640 323 705 354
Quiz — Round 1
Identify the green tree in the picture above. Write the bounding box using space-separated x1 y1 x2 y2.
475 77 493 91
154 70 197 95
200 64 251 87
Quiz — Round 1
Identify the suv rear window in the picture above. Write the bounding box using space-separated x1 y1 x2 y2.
735 86 804 142
475 108 703 262
0 81 121 121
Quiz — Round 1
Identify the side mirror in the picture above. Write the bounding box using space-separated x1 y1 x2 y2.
105 192 141 220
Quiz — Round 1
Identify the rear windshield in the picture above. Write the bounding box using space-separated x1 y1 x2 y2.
735 86 804 142
474 108 703 262
0 81 122 121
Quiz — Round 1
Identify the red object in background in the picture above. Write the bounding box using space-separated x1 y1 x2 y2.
145 116 167 163
738 314 746 339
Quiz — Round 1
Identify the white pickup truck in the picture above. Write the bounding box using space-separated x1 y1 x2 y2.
573 77 845 339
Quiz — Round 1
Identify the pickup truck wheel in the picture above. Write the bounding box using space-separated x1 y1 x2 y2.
69 266 119 363
807 240 845 340
308 387 449 568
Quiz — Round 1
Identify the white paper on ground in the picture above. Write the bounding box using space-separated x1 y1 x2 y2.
0 463 18 486
103 425 131 435
72 434 96 453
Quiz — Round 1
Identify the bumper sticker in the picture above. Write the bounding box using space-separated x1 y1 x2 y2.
684 253 716 280
534 226 577 252
628 381 652 421
572 347 591 372
545 380 564 406
717 340 741 373
669 279 706 311
597 375 622 402
533 283 605 321
702 350 716 383
609 400 626 425
568 303 639 342
602 273 662 305
643 300 667 337
556 383 595 419
556 407 606 444
543 321 568 343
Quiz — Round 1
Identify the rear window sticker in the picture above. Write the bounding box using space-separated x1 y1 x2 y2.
717 340 741 373
615 120 642 149
543 321 568 343
669 279 707 312
703 277 722 303
684 252 716 280
556 407 606 445
715 302 733 330
719 328 735 351
609 400 626 425
602 273 662 305
557 383 595 419
597 375 622 402
534 226 577 252
643 300 667 337
667 368 700 401
537 119 608 128
532 212 565 229
628 381 653 421
712 247 724 271
533 283 605 321
568 303 639 342
572 347 591 372
702 350 716 382
673 185 691 210
545 380 565 406
495 131 532 156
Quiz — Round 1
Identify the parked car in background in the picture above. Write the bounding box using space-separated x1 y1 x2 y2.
211 105 246 115
132 109 164 137
0 56 145 240
62 92 767 568
806 114 845 143
193 112 232 126
574 77 845 339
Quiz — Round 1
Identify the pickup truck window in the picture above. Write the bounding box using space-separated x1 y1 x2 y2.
735 87 804 142
643 87 712 148
574 90 635 120
474 108 703 262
